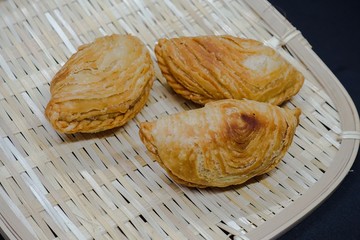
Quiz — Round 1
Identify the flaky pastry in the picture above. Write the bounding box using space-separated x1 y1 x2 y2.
139 99 300 188
155 35 304 105
45 34 155 133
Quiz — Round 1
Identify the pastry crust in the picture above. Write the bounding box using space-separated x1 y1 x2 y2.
139 99 301 188
155 35 304 105
45 34 155 133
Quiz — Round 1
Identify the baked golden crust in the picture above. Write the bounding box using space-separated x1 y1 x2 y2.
139 99 301 188
155 35 304 105
45 34 155 133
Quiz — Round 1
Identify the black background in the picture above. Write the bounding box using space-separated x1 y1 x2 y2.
269 0 360 239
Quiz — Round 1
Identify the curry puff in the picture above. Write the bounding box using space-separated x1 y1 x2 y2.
155 35 304 105
45 34 155 133
139 99 300 188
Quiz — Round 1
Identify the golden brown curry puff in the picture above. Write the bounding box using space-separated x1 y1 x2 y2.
139 99 300 188
155 35 304 105
45 34 155 133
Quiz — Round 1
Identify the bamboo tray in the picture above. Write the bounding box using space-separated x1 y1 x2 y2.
0 0 359 239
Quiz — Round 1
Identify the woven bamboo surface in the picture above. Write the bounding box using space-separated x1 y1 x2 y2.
0 0 359 239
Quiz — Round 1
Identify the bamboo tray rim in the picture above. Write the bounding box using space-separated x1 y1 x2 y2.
244 0 360 238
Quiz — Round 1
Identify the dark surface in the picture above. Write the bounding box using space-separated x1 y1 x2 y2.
268 0 360 239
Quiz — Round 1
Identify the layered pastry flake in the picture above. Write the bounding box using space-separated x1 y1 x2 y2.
155 35 304 105
45 34 155 133
139 99 300 188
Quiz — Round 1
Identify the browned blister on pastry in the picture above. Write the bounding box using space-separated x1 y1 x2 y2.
45 34 155 133
139 99 300 188
155 35 304 105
